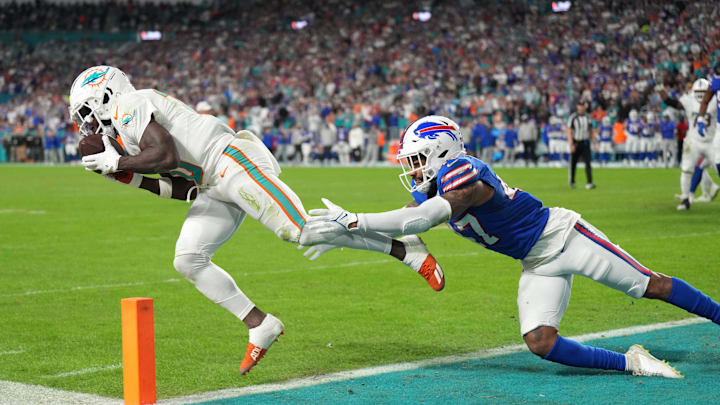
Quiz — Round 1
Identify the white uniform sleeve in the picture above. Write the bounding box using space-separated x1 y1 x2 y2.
678 93 694 114
356 196 453 236
112 93 158 146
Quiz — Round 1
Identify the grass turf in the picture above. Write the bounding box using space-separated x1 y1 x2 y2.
1 165 719 399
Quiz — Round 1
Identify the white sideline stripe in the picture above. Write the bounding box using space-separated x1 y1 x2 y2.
0 318 708 404
0 349 24 355
0 380 122 405
39 364 122 379
159 317 709 404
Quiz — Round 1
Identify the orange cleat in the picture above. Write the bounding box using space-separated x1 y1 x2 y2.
239 314 285 375
398 235 445 291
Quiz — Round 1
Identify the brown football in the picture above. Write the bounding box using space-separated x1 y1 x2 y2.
79 134 126 157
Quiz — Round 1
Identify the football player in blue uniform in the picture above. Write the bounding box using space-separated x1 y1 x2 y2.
303 115 720 378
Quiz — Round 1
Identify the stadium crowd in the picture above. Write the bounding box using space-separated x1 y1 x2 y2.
0 0 718 166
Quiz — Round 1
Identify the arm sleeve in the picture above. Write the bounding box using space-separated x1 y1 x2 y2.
356 196 452 236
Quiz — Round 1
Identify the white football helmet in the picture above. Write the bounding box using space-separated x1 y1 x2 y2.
602 116 611 126
629 109 638 121
69 66 135 137
550 116 561 126
692 78 709 103
397 115 465 194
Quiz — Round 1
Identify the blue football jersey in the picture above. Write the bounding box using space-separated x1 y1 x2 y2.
712 76 720 124
599 125 613 142
412 156 549 259
626 119 643 136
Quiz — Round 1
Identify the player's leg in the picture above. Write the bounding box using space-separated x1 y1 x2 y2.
518 272 627 372
174 193 284 374
678 142 701 210
570 219 720 323
524 221 682 377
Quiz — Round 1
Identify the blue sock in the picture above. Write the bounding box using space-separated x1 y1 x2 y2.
716 164 720 177
690 167 703 193
543 335 626 371
668 277 720 324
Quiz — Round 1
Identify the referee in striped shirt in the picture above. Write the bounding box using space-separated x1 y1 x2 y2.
567 102 595 189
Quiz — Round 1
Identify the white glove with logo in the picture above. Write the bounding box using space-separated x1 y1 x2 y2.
304 198 358 234
81 136 121 174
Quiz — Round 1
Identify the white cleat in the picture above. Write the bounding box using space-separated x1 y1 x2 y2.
239 314 285 375
625 344 683 379
695 183 719 203
398 235 445 291
676 198 690 211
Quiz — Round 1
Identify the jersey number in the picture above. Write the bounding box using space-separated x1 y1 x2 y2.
452 214 499 247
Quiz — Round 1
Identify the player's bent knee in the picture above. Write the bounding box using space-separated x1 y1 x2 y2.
523 325 558 357
173 252 209 281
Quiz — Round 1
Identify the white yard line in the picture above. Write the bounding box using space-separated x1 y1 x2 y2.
4 228 717 298
0 317 709 404
0 278 182 298
39 364 122 379
0 349 24 356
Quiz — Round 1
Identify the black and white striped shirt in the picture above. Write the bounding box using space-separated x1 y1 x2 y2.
567 113 590 141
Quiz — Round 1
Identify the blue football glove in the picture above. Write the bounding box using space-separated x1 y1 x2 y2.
698 117 708 138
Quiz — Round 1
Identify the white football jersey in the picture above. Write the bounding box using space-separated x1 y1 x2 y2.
679 92 717 143
110 89 235 185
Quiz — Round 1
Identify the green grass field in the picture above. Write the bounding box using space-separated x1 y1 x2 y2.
1 165 719 400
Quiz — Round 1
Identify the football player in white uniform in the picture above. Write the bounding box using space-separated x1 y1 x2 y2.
657 79 718 210
302 115 720 379
69 66 445 375
697 64 720 203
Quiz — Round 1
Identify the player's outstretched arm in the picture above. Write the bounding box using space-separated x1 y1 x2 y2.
305 180 493 238
698 85 713 118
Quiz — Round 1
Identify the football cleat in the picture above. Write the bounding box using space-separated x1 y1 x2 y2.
694 182 719 203
676 198 690 211
625 344 683 378
398 235 445 291
239 313 285 375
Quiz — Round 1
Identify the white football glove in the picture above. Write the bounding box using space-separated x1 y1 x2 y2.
297 244 341 261
81 136 121 174
305 197 359 232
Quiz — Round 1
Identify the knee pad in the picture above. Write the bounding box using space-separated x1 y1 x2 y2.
173 252 210 282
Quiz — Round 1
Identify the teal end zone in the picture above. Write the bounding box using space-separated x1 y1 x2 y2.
196 322 720 404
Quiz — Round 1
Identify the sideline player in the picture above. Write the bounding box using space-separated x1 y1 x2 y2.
624 109 643 166
302 115 720 378
69 66 445 374
698 64 720 188
656 79 718 210
596 116 614 165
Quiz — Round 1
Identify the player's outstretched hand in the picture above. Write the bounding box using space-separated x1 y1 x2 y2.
296 244 340 261
307 198 358 230
81 136 121 174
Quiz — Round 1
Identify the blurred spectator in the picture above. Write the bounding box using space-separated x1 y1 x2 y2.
517 114 538 166
348 121 364 163
0 0 717 167
319 117 337 164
